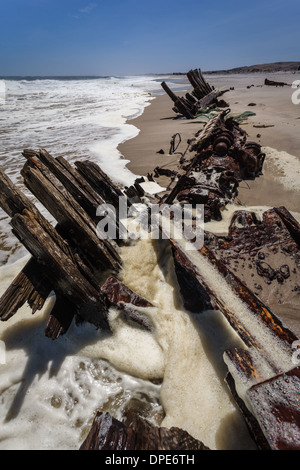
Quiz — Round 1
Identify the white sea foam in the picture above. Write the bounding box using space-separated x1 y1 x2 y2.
0 237 258 450
263 146 300 192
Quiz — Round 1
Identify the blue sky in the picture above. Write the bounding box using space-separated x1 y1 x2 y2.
0 0 299 76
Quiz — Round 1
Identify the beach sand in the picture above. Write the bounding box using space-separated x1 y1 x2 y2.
119 73 300 337
120 73 300 211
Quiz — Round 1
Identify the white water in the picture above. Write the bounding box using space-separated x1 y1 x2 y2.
0 237 258 450
0 75 177 265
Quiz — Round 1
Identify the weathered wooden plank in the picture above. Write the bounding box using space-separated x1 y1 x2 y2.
161 82 195 119
56 154 107 208
187 70 208 99
101 276 153 331
0 169 71 320
80 410 210 450
21 160 121 272
0 260 36 320
225 373 271 450
275 206 300 246
29 148 105 218
10 210 108 329
200 244 298 348
224 347 264 384
170 239 296 376
45 296 75 340
75 160 125 210
247 367 300 450
0 168 75 259
196 89 221 111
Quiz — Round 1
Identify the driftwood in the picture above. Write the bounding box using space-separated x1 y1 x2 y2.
80 410 210 450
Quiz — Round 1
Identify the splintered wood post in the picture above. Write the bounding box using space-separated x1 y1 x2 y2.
187 70 207 99
21 157 121 273
0 257 51 321
73 159 129 240
197 69 213 93
75 160 125 209
161 81 179 103
161 81 195 119
11 210 109 329
0 168 72 320
27 148 106 218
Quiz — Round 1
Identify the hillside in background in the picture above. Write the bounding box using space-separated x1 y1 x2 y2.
205 61 300 74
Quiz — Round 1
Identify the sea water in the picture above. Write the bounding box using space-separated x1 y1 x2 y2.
0 75 169 265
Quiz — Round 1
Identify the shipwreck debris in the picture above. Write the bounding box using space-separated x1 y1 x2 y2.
0 149 130 338
265 78 290 87
157 109 265 222
0 68 299 450
161 69 229 119
80 410 210 450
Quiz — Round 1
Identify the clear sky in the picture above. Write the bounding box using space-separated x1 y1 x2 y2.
0 0 299 76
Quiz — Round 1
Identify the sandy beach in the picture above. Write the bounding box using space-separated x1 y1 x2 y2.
119 72 300 337
120 73 300 211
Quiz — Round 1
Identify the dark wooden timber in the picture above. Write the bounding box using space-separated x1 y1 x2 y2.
247 367 300 450
161 69 225 119
171 240 297 372
0 257 49 321
274 206 300 246
45 296 75 340
161 81 195 119
101 276 153 331
11 210 109 329
80 410 210 450
0 154 125 334
265 78 290 87
21 157 121 273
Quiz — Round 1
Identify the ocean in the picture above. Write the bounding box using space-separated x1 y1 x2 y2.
1 74 297 451
0 75 167 265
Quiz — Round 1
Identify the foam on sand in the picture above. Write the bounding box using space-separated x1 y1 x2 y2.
263 146 300 192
